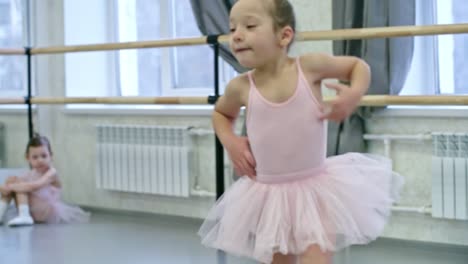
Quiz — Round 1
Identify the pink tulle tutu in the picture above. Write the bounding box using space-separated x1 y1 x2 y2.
28 185 90 224
198 153 403 263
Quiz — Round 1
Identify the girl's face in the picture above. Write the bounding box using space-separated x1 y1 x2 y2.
229 0 283 68
26 145 52 172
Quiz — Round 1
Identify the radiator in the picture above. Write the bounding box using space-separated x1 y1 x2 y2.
96 125 193 197
432 133 468 220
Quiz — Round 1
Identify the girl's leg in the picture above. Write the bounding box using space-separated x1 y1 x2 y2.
271 253 297 264
0 176 18 223
7 192 34 227
299 245 332 264
0 192 12 224
1 176 18 198
0 191 12 205
0 187 13 203
0 193 12 203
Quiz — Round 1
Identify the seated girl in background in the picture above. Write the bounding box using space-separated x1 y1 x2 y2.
0 134 90 226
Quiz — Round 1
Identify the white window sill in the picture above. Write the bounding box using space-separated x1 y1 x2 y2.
61 105 468 118
0 105 37 114
372 106 468 118
62 104 217 116
2 104 467 118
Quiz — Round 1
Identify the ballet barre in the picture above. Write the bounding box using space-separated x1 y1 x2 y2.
0 96 212 105
2 95 468 106
0 48 25 55
0 23 467 55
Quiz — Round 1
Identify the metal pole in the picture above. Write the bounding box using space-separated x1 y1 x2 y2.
207 34 226 263
25 47 33 139
207 35 224 200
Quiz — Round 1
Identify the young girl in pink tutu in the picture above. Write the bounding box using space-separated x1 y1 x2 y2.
0 134 90 227
198 0 403 263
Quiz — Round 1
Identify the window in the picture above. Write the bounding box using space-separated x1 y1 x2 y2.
64 0 236 98
115 0 236 97
400 0 468 95
441 0 468 94
0 0 26 97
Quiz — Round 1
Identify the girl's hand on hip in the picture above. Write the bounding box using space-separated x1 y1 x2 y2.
226 136 256 178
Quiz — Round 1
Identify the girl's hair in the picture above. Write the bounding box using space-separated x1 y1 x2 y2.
267 0 296 32
26 133 52 156
264 0 296 48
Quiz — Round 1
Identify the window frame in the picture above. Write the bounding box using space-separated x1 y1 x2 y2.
399 0 464 96
435 0 455 94
398 0 438 96
0 0 28 98
114 0 234 97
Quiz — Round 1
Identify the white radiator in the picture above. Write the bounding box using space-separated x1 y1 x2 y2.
96 125 193 197
432 133 468 220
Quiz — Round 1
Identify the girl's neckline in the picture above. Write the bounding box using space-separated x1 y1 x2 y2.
249 59 300 107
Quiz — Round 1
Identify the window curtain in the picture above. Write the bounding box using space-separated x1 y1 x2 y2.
329 0 415 156
189 0 246 73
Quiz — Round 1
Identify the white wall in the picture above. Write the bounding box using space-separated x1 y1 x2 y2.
0 0 467 248
0 111 31 167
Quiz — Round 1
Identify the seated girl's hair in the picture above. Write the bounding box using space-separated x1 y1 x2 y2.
26 133 53 155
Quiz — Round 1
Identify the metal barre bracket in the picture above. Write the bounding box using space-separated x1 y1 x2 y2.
208 95 219 105
207 34 221 45
24 46 31 56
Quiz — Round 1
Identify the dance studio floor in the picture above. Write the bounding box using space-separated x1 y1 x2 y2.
1 210 467 264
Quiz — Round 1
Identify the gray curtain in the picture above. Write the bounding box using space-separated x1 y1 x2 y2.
329 0 415 156
189 0 246 73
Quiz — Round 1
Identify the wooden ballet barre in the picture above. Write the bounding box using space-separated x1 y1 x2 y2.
354 95 468 106
2 95 468 106
21 23 468 55
31 37 213 55
0 96 210 105
0 97 26 104
0 48 26 55
297 23 468 41
1 24 468 55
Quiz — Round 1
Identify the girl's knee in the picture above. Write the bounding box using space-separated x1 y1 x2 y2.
5 176 18 184
5 176 23 184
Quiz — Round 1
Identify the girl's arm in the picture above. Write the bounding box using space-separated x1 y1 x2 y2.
213 78 243 145
301 53 370 97
213 76 256 177
301 53 371 121
7 167 57 193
